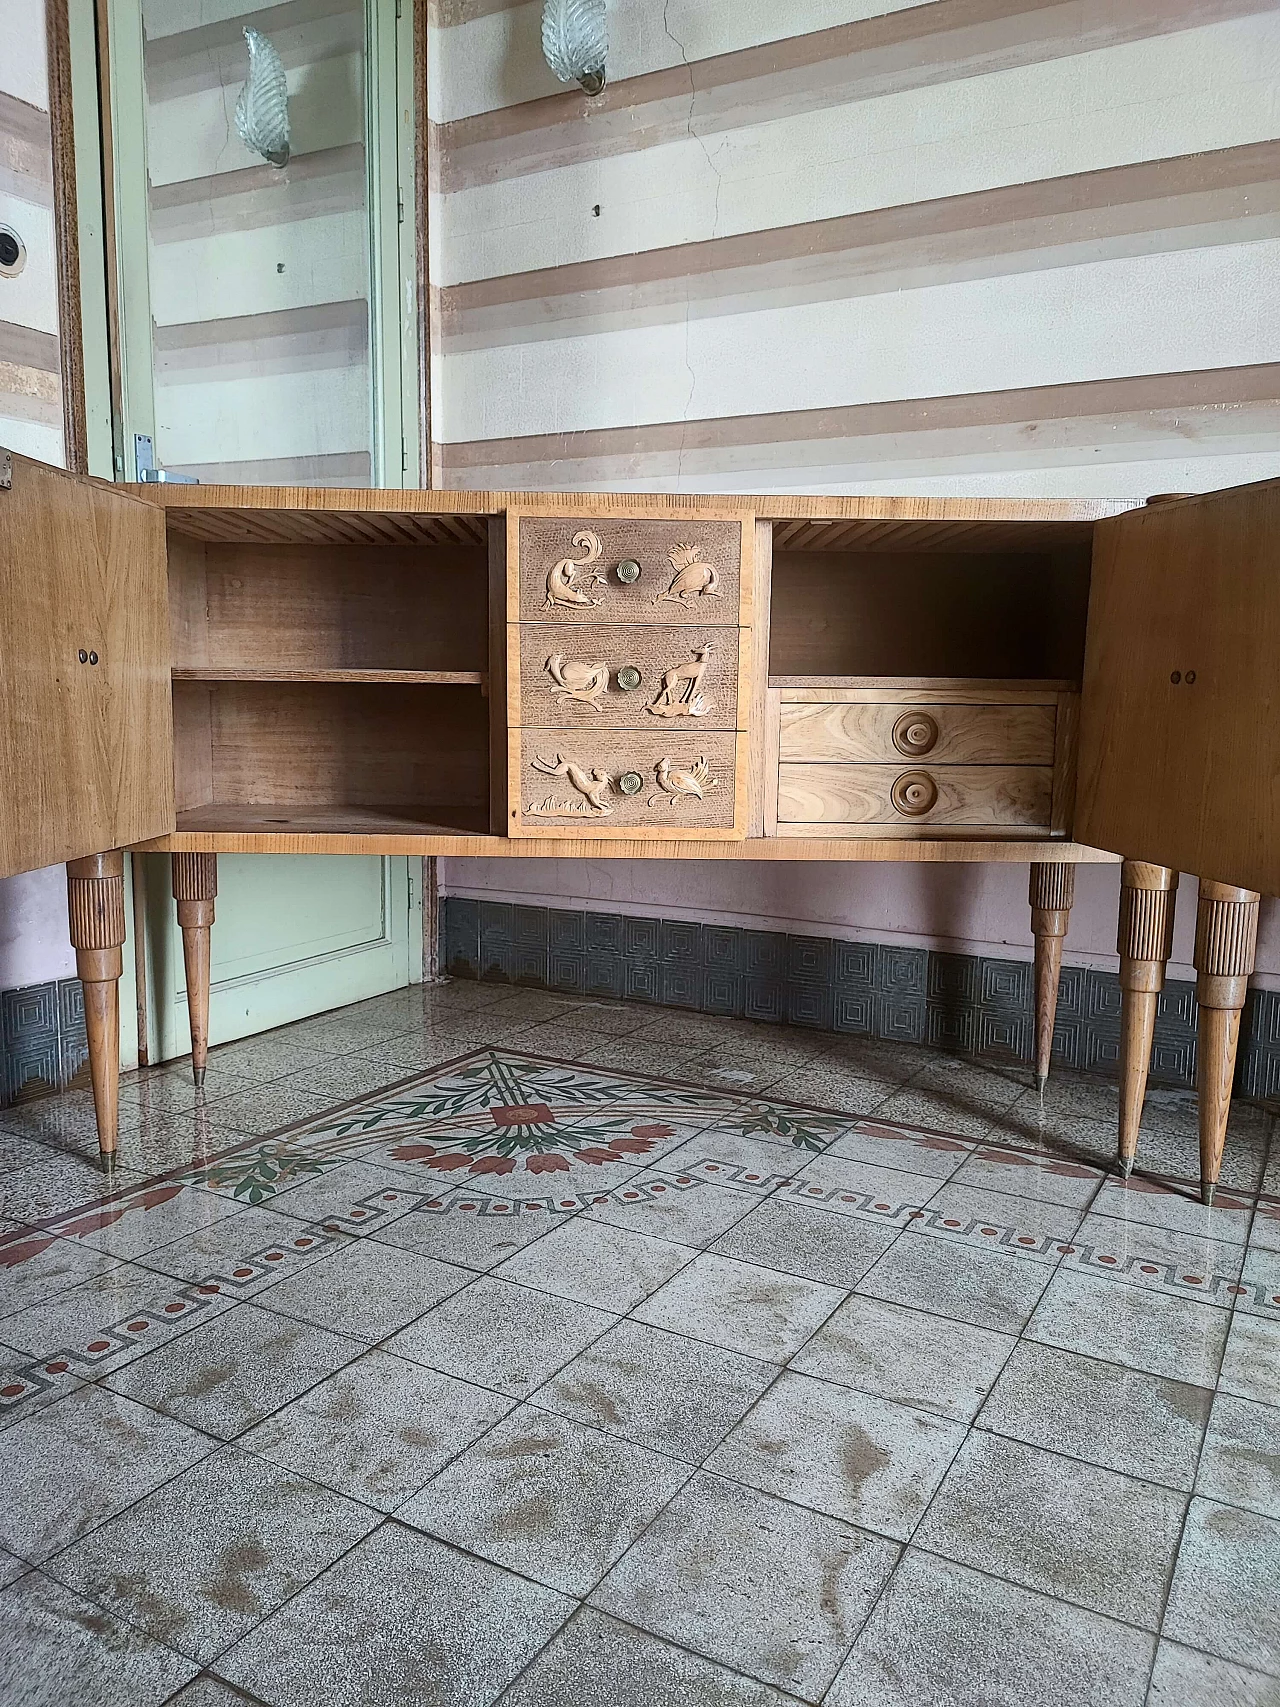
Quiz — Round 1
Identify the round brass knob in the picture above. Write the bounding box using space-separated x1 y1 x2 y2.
618 771 643 795
892 711 939 757
616 666 642 691
616 559 641 583
890 770 938 817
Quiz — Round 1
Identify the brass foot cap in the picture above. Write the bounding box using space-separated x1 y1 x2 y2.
193 1065 206 1089
1117 1155 1134 1180
1034 1073 1048 1096
1201 1180 1216 1209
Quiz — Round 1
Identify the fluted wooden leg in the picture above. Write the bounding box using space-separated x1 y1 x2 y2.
67 852 125 1163
1116 861 1177 1178
172 853 217 1087
1030 862 1075 1091
1194 880 1259 1207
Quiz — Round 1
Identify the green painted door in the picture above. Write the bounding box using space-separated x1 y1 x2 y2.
140 854 420 1062
99 0 425 1067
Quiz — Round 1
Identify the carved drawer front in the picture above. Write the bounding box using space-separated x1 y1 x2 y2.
776 763 1052 831
779 701 1056 766
516 624 746 731
514 514 745 625
511 730 739 836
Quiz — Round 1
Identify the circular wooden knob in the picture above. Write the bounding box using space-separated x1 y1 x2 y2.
618 771 643 795
616 559 641 583
890 770 938 817
616 666 642 691
892 711 939 757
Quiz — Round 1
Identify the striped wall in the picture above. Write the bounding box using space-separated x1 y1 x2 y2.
426 0 1280 495
427 0 1280 983
142 0 373 485
0 0 63 467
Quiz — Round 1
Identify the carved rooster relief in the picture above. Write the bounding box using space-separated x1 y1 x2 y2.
647 642 714 719
655 542 721 604
545 531 605 608
545 654 609 709
649 755 719 805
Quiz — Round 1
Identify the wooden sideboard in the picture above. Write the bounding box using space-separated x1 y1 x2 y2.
3 455 1276 1202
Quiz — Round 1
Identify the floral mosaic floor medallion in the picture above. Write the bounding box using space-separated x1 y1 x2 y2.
2 1046 1278 1417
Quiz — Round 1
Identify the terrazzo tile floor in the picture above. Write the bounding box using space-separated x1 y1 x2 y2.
0 980 1278 1705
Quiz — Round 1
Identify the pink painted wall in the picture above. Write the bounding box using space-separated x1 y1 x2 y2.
439 861 1280 991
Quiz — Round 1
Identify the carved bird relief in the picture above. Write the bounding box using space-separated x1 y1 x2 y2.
648 754 719 806
655 542 721 604
531 753 613 812
545 654 609 709
545 530 605 608
647 641 714 718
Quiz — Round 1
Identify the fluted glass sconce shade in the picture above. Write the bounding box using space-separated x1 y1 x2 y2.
541 0 607 96
235 28 291 167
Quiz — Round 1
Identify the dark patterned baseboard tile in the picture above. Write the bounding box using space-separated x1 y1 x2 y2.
0 977 89 1107
440 896 1280 1104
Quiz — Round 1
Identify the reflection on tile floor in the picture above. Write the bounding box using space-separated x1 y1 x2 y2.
0 979 1278 1705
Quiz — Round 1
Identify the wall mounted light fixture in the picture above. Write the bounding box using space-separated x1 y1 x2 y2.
234 27 291 167
0 225 26 277
541 0 607 96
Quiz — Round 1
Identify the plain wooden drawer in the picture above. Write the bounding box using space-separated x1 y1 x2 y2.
514 623 747 731
779 700 1056 765
511 729 739 836
515 515 744 625
777 762 1052 828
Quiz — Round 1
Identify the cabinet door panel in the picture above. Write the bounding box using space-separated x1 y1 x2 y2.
0 453 174 878
1076 480 1280 894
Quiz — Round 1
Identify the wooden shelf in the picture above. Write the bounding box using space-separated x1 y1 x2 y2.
173 803 492 837
171 668 486 686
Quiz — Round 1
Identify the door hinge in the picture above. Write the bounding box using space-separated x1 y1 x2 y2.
408 874 415 906
0 449 11 489
397 194 405 225
401 435 408 473
396 0 402 17
134 433 199 484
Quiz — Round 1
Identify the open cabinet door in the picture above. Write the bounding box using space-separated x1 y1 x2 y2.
0 451 174 879
1076 478 1280 897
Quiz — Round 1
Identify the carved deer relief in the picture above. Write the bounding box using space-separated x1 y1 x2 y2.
647 642 715 719
545 531 605 608
545 654 609 709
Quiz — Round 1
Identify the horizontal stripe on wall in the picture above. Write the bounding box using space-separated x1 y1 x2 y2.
0 88 51 205
149 143 365 244
0 361 59 427
434 0 1275 191
153 299 368 384
441 139 1280 350
143 0 363 103
0 319 58 374
441 362 1280 488
165 448 371 485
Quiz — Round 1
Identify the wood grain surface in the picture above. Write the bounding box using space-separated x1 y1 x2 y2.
514 511 746 625
514 623 746 731
777 762 1052 828
0 453 174 877
511 728 740 836
779 701 1057 765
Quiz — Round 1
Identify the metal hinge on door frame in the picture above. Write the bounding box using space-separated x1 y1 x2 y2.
0 449 11 489
133 433 199 484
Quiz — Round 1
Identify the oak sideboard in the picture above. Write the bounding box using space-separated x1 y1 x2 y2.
3 453 1276 1202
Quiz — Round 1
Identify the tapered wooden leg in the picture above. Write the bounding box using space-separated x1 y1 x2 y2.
66 852 126 1163
1029 862 1075 1091
172 853 217 1087
1194 880 1259 1207
1116 861 1177 1178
